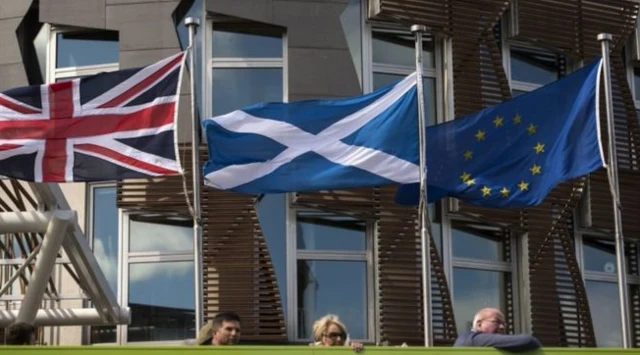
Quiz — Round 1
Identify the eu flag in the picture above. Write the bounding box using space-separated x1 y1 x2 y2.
396 58 605 208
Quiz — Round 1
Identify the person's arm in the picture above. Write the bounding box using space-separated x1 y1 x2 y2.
469 332 541 351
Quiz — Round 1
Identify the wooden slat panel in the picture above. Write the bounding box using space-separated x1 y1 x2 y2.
117 145 286 342
525 179 596 347
375 186 457 345
588 168 640 237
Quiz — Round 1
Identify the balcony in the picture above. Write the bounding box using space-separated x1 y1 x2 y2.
0 346 631 354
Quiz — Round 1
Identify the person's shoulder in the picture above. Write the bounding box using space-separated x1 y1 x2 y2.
453 330 475 346
467 331 541 351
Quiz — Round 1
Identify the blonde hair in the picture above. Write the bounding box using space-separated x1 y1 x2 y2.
312 314 347 342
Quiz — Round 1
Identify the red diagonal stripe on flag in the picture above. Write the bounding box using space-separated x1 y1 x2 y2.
97 53 184 109
0 94 40 114
75 143 180 175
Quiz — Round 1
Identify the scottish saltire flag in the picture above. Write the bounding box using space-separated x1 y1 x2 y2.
0 52 185 182
396 59 605 208
203 73 419 193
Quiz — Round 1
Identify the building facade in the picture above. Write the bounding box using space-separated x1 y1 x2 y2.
0 0 640 348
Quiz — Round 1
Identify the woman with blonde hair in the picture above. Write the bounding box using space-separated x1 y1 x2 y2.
312 314 363 352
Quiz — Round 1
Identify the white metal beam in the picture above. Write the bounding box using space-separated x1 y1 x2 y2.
0 308 130 326
17 210 73 323
29 183 122 324
0 211 52 233
0 244 41 298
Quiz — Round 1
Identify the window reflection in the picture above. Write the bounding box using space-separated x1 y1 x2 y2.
297 260 367 340
257 194 288 316
129 218 193 253
582 238 636 274
297 211 366 251
56 31 118 68
90 186 118 344
453 268 508 335
92 186 118 294
373 74 436 126
429 203 442 255
212 68 283 116
213 28 283 58
452 222 504 261
585 280 622 347
634 68 640 101
510 47 559 86
128 261 195 342
340 0 363 88
372 31 435 68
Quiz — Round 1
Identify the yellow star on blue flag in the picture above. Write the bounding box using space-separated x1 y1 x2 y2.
396 58 605 208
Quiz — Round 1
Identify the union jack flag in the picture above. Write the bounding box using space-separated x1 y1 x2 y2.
0 52 185 182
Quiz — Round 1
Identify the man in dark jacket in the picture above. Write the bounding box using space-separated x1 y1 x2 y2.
454 308 541 352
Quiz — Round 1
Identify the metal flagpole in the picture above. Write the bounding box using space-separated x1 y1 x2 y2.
185 16 204 335
412 24 433 347
597 32 631 348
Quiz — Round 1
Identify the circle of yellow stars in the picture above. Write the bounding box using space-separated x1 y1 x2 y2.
460 113 544 199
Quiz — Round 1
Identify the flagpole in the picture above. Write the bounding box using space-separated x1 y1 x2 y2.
597 32 631 348
412 24 433 347
185 16 205 336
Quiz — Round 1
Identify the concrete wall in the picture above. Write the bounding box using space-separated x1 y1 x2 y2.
0 0 32 90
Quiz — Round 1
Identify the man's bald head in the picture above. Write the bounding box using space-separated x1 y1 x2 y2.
472 308 506 333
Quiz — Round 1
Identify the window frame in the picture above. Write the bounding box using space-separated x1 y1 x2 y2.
118 211 195 345
443 212 522 334
363 24 444 125
84 183 120 345
624 42 640 117
46 25 119 83
574 228 640 346
203 20 289 120
285 194 376 343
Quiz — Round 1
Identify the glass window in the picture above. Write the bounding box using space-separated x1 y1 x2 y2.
452 222 504 262
581 236 639 347
293 208 372 342
297 260 368 340
372 31 435 69
452 268 509 335
128 261 195 342
582 238 636 274
585 280 622 347
209 26 284 118
56 31 119 68
429 203 442 255
213 28 283 58
257 194 288 317
89 185 118 344
92 186 119 293
212 68 283 116
297 211 366 251
371 28 438 128
633 68 640 102
340 0 363 88
510 46 559 86
129 219 193 253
